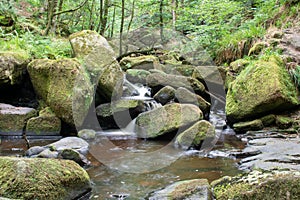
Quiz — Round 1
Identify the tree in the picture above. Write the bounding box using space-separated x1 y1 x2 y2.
119 0 125 56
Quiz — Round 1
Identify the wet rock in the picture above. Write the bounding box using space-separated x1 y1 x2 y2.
233 119 264 133
26 107 61 136
25 146 46 157
153 86 176 105
226 56 299 123
69 30 124 102
136 103 203 138
58 149 90 166
0 51 29 89
46 137 89 155
37 149 59 158
27 58 93 127
0 103 37 135
0 156 91 200
78 129 96 140
120 55 160 71
175 120 215 150
126 69 151 84
147 73 205 93
148 179 212 200
276 115 294 129
175 87 210 114
260 114 276 126
212 170 300 200
238 138 300 171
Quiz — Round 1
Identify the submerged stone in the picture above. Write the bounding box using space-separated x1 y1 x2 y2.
0 156 91 200
233 119 264 133
136 103 203 138
226 56 299 123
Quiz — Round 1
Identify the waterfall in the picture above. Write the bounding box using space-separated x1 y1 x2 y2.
123 75 151 99
144 100 162 111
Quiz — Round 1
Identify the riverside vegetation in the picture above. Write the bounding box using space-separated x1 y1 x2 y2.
1 0 300 199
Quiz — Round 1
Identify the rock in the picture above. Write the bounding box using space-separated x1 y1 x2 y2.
120 55 160 71
229 59 250 73
233 119 264 133
69 30 124 101
46 137 89 155
27 58 93 126
276 115 294 129
0 103 37 135
175 120 215 150
136 103 203 138
248 42 268 56
37 149 59 158
0 156 91 200
153 86 176 105
78 129 96 140
58 149 90 166
126 69 151 84
96 99 144 128
25 146 46 157
26 107 61 136
226 56 299 123
260 114 276 127
148 179 212 200
0 51 29 89
212 170 300 200
146 73 205 93
175 87 210 114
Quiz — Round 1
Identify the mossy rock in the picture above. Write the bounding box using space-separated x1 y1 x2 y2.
233 119 264 133
212 170 300 200
126 69 151 84
148 179 212 199
26 107 61 136
0 103 37 135
260 114 276 127
276 115 294 129
0 156 91 200
27 58 93 126
226 56 299 123
229 59 250 73
0 51 30 88
175 120 215 150
120 55 160 71
248 42 268 56
175 87 210 115
136 103 203 139
153 86 176 105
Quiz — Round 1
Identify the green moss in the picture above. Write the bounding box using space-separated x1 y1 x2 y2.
0 157 91 200
276 115 294 129
233 119 264 133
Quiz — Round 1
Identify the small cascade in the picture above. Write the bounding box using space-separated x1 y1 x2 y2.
123 76 151 99
144 100 162 111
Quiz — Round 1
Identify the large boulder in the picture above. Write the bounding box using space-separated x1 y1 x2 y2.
120 55 160 71
148 179 212 200
27 58 93 126
175 120 215 150
226 56 299 123
154 86 176 105
0 51 29 89
0 156 91 200
26 107 61 136
0 103 37 135
212 170 300 200
147 73 205 93
136 103 203 138
69 30 124 101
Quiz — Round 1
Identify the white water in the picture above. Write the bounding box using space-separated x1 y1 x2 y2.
123 76 151 98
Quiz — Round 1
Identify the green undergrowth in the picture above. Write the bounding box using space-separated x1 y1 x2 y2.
0 29 72 59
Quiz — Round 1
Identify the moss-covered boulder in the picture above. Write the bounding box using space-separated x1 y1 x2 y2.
147 73 205 93
69 30 124 101
136 103 203 138
175 87 210 115
0 103 37 135
0 51 30 89
226 56 299 123
260 114 276 126
212 170 300 200
154 86 176 105
233 119 264 133
26 107 61 136
175 120 215 150
120 55 160 71
27 58 93 126
126 69 151 84
276 115 294 129
0 156 91 200
148 179 212 200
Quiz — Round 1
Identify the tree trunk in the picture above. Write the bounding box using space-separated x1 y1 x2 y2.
119 0 125 56
159 0 164 43
127 0 135 33
172 0 177 30
100 0 109 36
110 5 116 38
45 0 58 35
96 0 103 32
89 0 96 29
